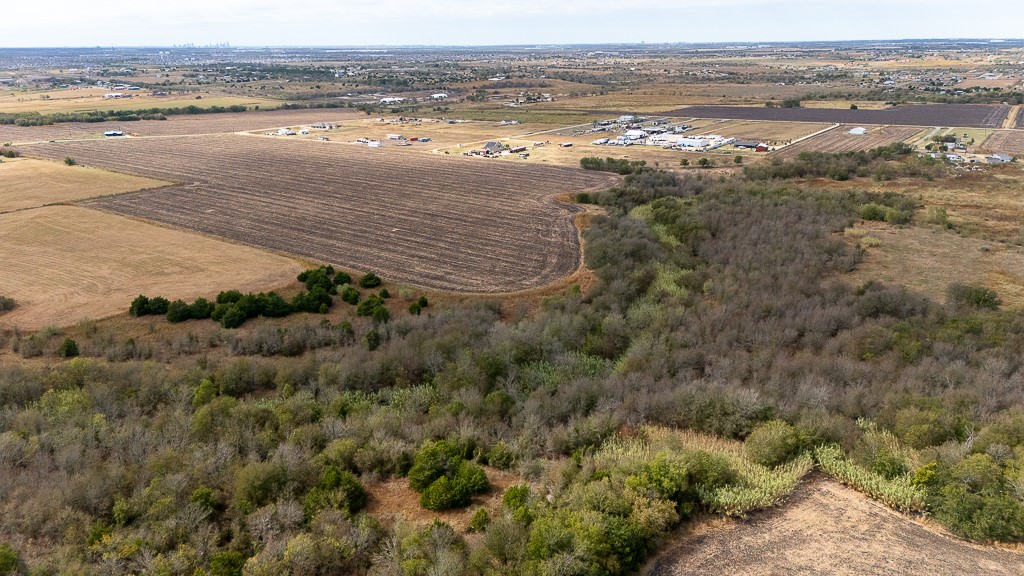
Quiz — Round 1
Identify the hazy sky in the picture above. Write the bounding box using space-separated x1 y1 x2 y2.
3 0 1022 47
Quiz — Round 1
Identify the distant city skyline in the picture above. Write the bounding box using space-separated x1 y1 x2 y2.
3 0 1022 48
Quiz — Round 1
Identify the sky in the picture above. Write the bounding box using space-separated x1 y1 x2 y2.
3 0 1022 47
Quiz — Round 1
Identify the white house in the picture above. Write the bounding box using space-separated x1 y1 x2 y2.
986 154 1014 164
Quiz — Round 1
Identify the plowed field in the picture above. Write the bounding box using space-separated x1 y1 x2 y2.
25 135 614 292
982 131 1024 157
666 104 1011 128
771 125 923 159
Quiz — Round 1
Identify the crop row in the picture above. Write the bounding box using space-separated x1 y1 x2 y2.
26 135 614 292
771 126 921 160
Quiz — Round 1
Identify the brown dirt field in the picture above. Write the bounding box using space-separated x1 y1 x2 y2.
645 478 1024 576
666 104 1011 129
844 223 1024 308
0 157 169 213
0 206 303 329
705 120 833 145
365 467 522 532
771 125 924 159
981 131 1024 157
0 109 361 143
23 134 615 293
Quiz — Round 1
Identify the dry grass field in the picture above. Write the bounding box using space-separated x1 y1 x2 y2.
0 206 303 329
0 88 275 114
24 134 615 293
771 125 924 159
645 478 1024 576
0 108 362 143
845 224 1024 308
0 157 168 213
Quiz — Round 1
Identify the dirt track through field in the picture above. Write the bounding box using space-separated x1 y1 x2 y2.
24 135 615 293
645 478 1024 576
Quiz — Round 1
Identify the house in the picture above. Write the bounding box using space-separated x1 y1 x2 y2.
986 154 1014 164
482 141 504 155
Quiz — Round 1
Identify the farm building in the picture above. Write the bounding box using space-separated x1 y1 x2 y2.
103 130 124 137
380 97 406 105
431 93 449 99
619 115 637 123
310 123 335 130
733 140 762 149
624 129 647 140
986 154 1015 164
849 127 868 135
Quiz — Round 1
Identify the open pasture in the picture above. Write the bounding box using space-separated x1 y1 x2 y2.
0 157 168 213
0 206 303 329
25 135 615 293
0 88 274 114
665 104 1011 128
771 125 923 159
0 108 361 143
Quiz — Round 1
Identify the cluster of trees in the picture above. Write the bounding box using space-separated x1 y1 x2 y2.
742 143 944 181
6 165 1024 573
0 104 251 126
580 157 647 175
127 267 394 329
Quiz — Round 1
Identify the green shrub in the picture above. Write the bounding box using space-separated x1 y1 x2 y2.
0 295 14 312
948 283 1001 310
744 420 800 467
0 543 19 575
333 271 352 286
166 299 192 323
209 550 245 576
192 378 218 408
420 475 468 511
340 286 360 305
190 297 215 319
469 507 491 532
409 440 464 492
303 466 367 518
57 338 79 358
219 304 247 329
364 329 382 351
358 272 382 288
233 461 288 514
409 301 422 315
64 156 76 166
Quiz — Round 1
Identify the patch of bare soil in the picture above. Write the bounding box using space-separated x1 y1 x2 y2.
645 478 1024 576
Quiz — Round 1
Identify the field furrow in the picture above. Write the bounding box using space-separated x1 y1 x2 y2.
25 135 614 292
